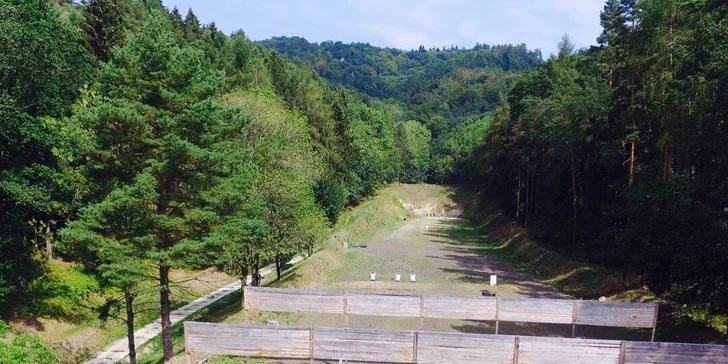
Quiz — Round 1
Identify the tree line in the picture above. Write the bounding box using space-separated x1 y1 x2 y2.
0 0 430 362
260 36 544 183
475 0 728 315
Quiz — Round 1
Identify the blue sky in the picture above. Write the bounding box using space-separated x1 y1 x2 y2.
165 0 605 57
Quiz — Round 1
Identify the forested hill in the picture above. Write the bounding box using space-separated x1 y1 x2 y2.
260 37 541 110
260 37 543 182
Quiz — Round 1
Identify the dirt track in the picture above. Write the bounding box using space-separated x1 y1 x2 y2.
329 216 564 299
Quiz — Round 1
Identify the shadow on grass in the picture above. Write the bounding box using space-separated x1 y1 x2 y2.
136 291 243 364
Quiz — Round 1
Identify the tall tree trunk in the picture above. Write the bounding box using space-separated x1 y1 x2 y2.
663 144 671 183
160 265 173 363
252 254 260 287
609 53 614 89
44 221 52 262
124 289 137 364
275 254 282 281
571 158 578 247
523 170 531 227
629 141 636 188
516 166 521 220
628 82 637 188
240 265 248 308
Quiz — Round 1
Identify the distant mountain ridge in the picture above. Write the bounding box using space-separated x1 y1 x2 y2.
259 36 542 119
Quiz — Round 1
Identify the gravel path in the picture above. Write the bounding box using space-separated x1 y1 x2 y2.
335 216 564 298
85 256 304 364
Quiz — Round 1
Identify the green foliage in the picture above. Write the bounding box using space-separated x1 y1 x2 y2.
474 0 728 314
314 175 348 223
261 37 543 182
396 121 431 183
25 263 100 320
0 327 57 364
430 116 491 183
0 0 92 308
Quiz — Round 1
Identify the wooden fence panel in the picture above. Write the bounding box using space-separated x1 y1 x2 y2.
417 331 515 364
184 322 728 364
244 287 344 314
243 287 663 333
624 341 728 364
346 290 421 317
498 297 574 324
575 301 656 328
313 327 415 363
422 294 498 321
517 336 622 364
184 322 310 359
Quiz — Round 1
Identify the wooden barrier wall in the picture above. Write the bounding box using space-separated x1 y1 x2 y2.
184 322 728 364
243 287 658 340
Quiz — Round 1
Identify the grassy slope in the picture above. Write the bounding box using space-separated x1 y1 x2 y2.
470 197 727 343
8 264 235 364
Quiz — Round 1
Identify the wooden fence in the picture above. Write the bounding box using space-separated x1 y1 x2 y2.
184 322 728 364
243 287 659 340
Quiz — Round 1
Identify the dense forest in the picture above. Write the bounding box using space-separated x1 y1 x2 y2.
0 0 431 361
262 37 543 182
2 0 728 361
476 0 728 316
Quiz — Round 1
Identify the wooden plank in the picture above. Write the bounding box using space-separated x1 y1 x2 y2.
575 301 656 328
651 304 659 342
185 322 310 359
517 336 622 364
243 287 664 331
417 331 515 364
184 322 193 364
422 294 497 321
245 286 345 314
624 341 728 364
185 321 728 364
346 290 421 317
313 327 415 363
499 298 574 324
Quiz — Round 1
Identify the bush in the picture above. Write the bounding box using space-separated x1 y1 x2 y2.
25 263 100 320
315 175 349 224
0 320 57 364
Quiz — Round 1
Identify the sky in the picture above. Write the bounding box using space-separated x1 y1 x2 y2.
164 0 605 57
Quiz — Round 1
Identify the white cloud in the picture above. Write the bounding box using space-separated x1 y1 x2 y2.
167 0 607 56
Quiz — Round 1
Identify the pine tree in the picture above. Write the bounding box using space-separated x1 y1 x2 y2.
63 10 256 362
83 0 129 62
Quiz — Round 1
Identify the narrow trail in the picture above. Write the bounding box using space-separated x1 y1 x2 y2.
85 256 304 364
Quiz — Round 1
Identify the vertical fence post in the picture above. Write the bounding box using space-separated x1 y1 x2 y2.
344 290 349 329
512 336 520 364
309 326 315 364
618 341 626 364
419 294 425 331
243 286 249 324
571 301 578 338
495 296 500 335
651 304 659 342
184 322 194 364
413 331 419 364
